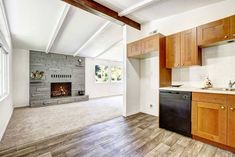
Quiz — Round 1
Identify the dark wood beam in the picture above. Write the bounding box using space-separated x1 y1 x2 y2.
62 0 141 30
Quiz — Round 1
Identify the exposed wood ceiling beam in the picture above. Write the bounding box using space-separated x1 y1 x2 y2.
62 0 141 30
119 0 157 17
0 0 12 51
95 39 122 58
73 21 110 56
46 4 70 53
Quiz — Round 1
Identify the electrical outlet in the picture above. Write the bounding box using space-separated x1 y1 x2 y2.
150 104 153 108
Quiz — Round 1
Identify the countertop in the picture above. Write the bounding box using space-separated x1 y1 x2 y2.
159 86 235 95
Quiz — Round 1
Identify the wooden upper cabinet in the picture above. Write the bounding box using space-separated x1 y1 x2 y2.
127 34 161 58
166 33 181 68
192 93 227 145
227 95 235 148
142 35 159 54
181 28 200 66
127 41 142 57
166 28 201 68
197 18 230 46
230 15 235 39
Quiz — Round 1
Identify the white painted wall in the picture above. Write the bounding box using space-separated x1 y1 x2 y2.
124 0 235 116
141 0 235 37
123 26 143 116
0 51 13 140
12 49 29 107
85 58 123 99
140 57 159 116
0 0 13 141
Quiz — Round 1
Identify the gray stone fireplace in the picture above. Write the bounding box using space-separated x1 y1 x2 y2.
30 51 89 107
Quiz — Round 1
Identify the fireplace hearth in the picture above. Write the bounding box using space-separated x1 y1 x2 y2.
51 82 72 98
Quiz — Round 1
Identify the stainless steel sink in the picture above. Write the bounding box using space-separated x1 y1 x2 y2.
200 87 235 91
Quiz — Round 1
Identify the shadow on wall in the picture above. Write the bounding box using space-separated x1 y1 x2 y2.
128 58 140 77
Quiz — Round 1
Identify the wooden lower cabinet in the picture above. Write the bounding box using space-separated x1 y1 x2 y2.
192 93 235 149
227 95 235 148
192 101 227 144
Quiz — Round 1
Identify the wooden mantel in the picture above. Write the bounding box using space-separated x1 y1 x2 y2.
62 0 141 30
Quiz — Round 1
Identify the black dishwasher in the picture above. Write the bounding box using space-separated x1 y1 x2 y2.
159 90 192 137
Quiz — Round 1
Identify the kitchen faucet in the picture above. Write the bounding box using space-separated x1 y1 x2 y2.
228 80 235 90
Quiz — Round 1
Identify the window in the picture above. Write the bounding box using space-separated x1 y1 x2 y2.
0 45 8 100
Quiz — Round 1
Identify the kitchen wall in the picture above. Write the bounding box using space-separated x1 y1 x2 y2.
85 58 123 99
173 42 235 88
125 0 235 116
140 57 159 116
141 0 235 37
13 49 29 107
141 0 235 89
124 25 142 116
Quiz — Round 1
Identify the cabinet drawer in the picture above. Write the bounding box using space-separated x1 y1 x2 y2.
192 92 226 104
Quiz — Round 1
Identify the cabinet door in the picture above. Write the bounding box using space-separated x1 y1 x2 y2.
227 95 235 148
127 41 142 57
192 101 227 144
197 18 230 46
166 33 181 68
142 35 159 54
181 28 200 66
230 15 235 39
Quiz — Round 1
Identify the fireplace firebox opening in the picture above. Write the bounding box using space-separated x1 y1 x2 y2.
51 82 72 98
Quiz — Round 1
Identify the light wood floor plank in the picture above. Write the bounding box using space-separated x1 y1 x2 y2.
0 113 234 157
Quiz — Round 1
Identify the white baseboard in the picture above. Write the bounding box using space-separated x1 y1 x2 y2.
89 94 123 100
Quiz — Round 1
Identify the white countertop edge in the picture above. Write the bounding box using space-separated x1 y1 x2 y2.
159 87 235 95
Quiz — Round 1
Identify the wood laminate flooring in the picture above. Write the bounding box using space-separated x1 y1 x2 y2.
0 113 234 157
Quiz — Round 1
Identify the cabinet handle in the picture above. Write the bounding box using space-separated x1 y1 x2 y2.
224 35 228 39
182 63 184 66
233 34 235 37
175 64 179 67
230 107 234 111
221 106 225 109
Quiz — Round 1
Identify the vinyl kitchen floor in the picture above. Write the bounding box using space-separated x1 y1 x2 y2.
0 96 123 151
0 113 234 157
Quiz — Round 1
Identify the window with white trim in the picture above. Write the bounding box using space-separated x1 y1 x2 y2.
0 44 8 100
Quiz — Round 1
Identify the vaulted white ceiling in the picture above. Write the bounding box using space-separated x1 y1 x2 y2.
4 0 124 61
3 0 225 61
94 0 225 23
